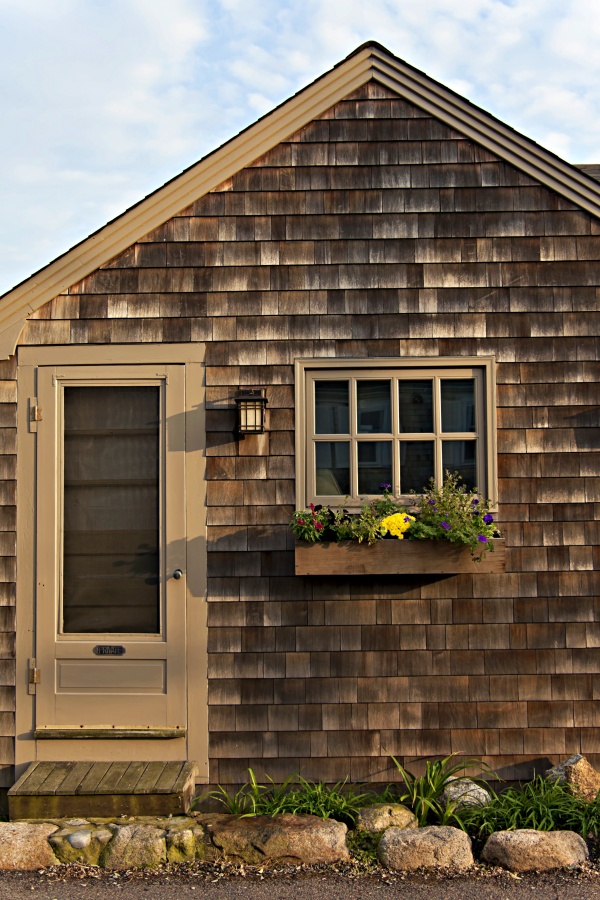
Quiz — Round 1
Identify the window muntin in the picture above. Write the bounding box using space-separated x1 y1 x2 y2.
305 364 490 506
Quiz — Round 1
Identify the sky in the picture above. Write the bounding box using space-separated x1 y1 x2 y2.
1 0 600 296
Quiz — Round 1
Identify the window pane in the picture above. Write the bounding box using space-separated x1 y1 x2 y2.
398 380 433 432
399 441 434 493
315 381 349 434
315 442 350 495
442 440 477 490
357 442 392 494
357 380 391 433
441 379 475 432
62 386 160 634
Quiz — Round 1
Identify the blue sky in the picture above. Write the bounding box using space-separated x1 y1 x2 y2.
1 0 599 295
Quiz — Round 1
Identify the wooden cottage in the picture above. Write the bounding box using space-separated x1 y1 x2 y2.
0 43 598 810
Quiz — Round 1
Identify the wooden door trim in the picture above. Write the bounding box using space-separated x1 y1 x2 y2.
16 343 207 780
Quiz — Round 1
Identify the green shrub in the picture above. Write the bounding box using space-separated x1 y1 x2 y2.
457 775 600 845
195 769 376 826
387 752 493 827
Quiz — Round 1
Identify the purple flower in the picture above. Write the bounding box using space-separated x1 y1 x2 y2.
428 499 436 506
404 516 411 523
478 535 488 543
380 483 392 491
472 498 479 506
441 521 450 531
483 513 493 525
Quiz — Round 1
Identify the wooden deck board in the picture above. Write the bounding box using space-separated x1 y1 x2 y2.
154 761 186 793
12 762 56 795
133 761 168 794
37 761 75 795
77 762 112 794
96 762 132 793
8 760 199 818
113 761 148 794
55 762 95 795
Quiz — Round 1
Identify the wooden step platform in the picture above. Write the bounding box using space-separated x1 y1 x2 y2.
8 760 198 820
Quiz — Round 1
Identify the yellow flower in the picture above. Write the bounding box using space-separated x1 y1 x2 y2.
380 513 415 540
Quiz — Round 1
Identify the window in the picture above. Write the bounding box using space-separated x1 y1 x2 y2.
295 358 497 508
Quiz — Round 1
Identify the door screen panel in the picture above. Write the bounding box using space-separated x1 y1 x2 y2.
62 385 160 634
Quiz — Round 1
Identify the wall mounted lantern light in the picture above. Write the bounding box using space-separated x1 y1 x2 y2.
235 388 268 435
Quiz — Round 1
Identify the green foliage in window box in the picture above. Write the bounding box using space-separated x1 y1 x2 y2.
291 472 499 560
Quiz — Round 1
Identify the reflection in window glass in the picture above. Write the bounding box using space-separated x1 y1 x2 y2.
358 442 392 494
442 441 477 490
398 381 433 432
315 381 349 434
399 441 434 494
62 386 160 635
357 381 391 433
316 442 350 495
441 380 475 433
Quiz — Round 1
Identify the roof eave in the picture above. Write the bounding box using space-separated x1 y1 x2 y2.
1 42 600 358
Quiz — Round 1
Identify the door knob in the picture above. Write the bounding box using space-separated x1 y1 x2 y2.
173 569 183 580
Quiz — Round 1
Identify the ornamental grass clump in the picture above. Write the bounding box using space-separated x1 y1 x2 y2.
195 768 376 826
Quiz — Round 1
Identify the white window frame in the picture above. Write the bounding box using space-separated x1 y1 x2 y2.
295 357 498 510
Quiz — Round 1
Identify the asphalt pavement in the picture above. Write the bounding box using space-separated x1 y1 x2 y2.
3 867 600 900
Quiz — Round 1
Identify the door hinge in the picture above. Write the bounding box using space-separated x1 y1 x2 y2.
28 398 42 432
28 658 40 695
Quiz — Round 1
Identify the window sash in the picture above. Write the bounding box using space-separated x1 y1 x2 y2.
302 362 493 508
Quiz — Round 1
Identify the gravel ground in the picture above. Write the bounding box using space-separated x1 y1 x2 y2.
3 860 600 900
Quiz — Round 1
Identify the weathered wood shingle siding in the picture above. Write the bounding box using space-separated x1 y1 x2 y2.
7 80 600 784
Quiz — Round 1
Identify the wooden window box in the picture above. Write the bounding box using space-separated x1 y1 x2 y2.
295 538 506 575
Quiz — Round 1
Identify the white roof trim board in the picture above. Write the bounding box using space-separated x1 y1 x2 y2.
1 41 599 358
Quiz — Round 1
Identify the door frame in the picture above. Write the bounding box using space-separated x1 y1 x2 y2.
16 344 207 781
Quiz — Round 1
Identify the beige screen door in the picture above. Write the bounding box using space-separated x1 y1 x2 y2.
34 364 187 737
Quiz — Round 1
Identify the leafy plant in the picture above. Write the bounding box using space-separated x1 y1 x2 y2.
290 473 500 558
387 752 493 827
194 769 376 826
457 775 600 843
289 504 331 543
409 472 498 560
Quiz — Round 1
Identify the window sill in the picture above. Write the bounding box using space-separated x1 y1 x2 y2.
295 538 506 575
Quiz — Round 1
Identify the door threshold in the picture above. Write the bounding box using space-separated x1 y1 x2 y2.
34 727 187 740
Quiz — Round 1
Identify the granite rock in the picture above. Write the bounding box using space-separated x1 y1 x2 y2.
356 803 417 833
481 829 588 873
0 823 59 870
546 754 600 802
378 825 474 872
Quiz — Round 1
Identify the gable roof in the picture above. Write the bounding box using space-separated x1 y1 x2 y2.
2 41 600 358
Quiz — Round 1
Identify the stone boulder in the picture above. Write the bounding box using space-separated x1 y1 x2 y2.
378 825 474 872
481 829 588 873
49 823 113 865
356 803 417 833
100 824 167 870
197 813 348 865
440 777 491 809
0 822 59 870
546 754 600 801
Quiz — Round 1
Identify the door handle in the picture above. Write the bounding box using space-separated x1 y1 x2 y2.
172 569 183 580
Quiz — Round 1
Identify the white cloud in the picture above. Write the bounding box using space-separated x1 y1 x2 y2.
1 0 600 294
